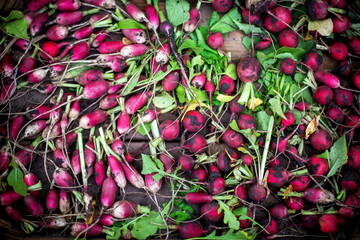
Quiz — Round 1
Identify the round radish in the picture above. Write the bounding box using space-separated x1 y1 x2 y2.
159 120 180 141
183 110 205 132
329 42 348 61
310 129 332 151
319 215 339 234
278 29 299 48
237 57 262 83
332 15 351 33
162 71 179 91
219 75 235 95
302 215 319 229
238 114 257 130
340 171 360 191
348 145 360 169
187 133 207 154
302 51 323 71
211 0 233 13
290 175 310 192
333 88 353 107
207 32 224 49
307 155 329 176
326 107 344 123
208 177 225 195
264 6 292 33
313 85 333 105
179 222 206 239
248 184 267 203
305 0 329 20
280 58 296 76
242 8 262 26
222 128 244 148
286 196 304 211
217 149 237 172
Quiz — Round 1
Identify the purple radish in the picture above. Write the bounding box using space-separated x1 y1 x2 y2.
278 29 299 48
191 72 206 89
53 0 81 11
124 91 151 114
185 192 230 204
98 41 126 54
73 26 94 39
14 39 29 50
15 145 34 167
110 200 150 218
27 0 50 11
313 85 333 105
0 190 22 206
99 214 114 226
264 6 292 33
24 194 43 217
0 151 10 173
5 206 23 222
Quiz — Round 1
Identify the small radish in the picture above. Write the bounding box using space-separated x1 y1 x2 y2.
27 69 48 84
30 13 49 36
159 154 175 173
110 200 150 218
117 111 131 134
241 154 253 166
310 129 332 151
301 215 319 229
52 168 74 191
72 26 94 39
267 166 308 187
264 6 292 33
0 190 22 206
122 29 147 44
302 51 323 71
50 64 66 77
187 133 207 154
45 25 69 41
207 32 224 49
39 41 61 61
333 60 352 76
280 58 296 76
278 29 299 48
46 188 59 212
211 0 233 13
184 5 200 33
255 39 271 50
24 120 47 138
79 110 108 130
307 155 329 176
120 44 149 58
229 96 246 118
100 94 119 110
201 201 223 223
344 113 360 128
162 71 179 91
5 206 23 222
287 187 335 204
95 160 106 186
319 215 339 234
99 214 114 226
108 155 126 189
83 0 116 8
120 161 144 189
52 0 81 11
55 131 77 149
344 194 360 207
286 196 304 211
101 175 117 209
234 185 248 203
185 192 231 204
222 128 244 148
24 173 41 198
333 88 353 107
313 85 333 105
59 190 70 214
209 176 225 195
237 57 262 83
71 42 90 60
326 107 344 123
248 184 267 203
261 218 277 236
328 42 348 61
178 155 194 172
329 0 347 8
348 145 360 169
270 204 295 220
24 194 43 217
242 8 261 26
238 114 257 130
145 2 159 30
55 9 100 26
92 30 109 48
9 115 24 141
305 0 329 20
217 149 237 172
349 37 360 55
191 72 206 89
71 222 113 237
236 207 253 228
14 39 29 50
183 110 205 132
290 175 310 192
111 139 125 155
191 168 206 182
155 42 171 65
159 120 180 141
123 1 148 22
0 54 14 78
0 151 10 173
27 0 50 12
332 15 351 33
340 171 360 191
219 75 235 95
124 91 151 114
145 172 162 193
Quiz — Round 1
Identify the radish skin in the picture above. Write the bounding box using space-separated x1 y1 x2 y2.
108 155 126 189
46 189 59 212
0 190 22 206
101 176 117 209
24 194 44 217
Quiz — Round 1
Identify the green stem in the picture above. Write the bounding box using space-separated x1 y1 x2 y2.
328 7 345 14
158 11 166 23
32 136 43 148
113 75 128 85
196 1 202 9
120 0 127 5
316 44 328 51
107 106 122 115
56 89 64 104
290 168 308 177
93 18 113 28
64 96 72 114
56 83 80 88
83 8 100 17
259 116 274 185
17 81 28 89
137 205 151 214
238 82 252 105
72 190 85 205
47 140 55 151
31 47 39 58
76 130 88 192
160 104 176 114
213 195 234 201
103 72 114 80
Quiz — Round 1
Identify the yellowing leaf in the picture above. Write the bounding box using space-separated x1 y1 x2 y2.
216 93 236 102
308 18 333 37
305 115 320 140
305 31 314 40
247 97 263 110
181 101 209 121
122 37 133 45
284 185 293 199
85 200 96 224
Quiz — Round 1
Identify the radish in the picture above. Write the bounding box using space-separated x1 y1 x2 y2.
211 0 233 13
42 122 61 139
70 149 80 173
301 215 319 229
24 173 40 198
209 177 225 195
9 115 24 141
46 188 59 212
0 79 16 105
248 184 267 203
155 42 171 65
280 58 296 76
270 204 295 220
24 193 43 217
124 91 151 114
27 0 50 12
73 26 93 39
120 161 144 189
162 71 179 91
122 29 147 44
55 131 77 149
333 88 353 107
307 155 329 176
24 120 47 138
108 155 126 189
310 129 332 151
326 107 344 123
184 3 201 33
340 171 360 191
15 144 36 167
14 39 29 50
24 12 36 26
19 56 36 75
45 25 69 41
190 72 206 89
100 94 119 110
305 0 330 20
349 37 360 55
55 9 100 26
178 155 194 172
52 168 74 191
110 200 150 218
117 111 131 134
229 96 245 119
183 110 205 132
344 113 360 128
101 175 117 209
241 154 253 166
313 85 333 105
236 207 253 228
222 128 244 148
339 207 354 218
242 8 262 26
59 189 70 214
71 222 113 237
159 120 180 141
145 172 162 193
186 133 207 154
191 168 207 182
207 32 224 49
328 42 348 61
285 187 335 204
71 42 90 60
111 138 125 155
261 218 277 236
79 110 107 130
27 69 48 84
234 185 248 203
75 69 105 86
0 151 10 173
159 154 175 173
344 194 360 207
219 75 235 95
5 206 23 222
302 51 323 71
348 145 360 169
185 192 232 204
264 6 292 33
99 214 114 226
83 0 116 8
0 190 22 206
95 160 106 186
120 44 149 58
39 41 61 61
278 29 299 48
329 0 347 8
286 196 304 211
332 15 351 33
217 149 237 172
52 0 81 11
50 64 66 77
254 39 271 50
267 166 308 188
238 114 257 130
290 175 310 192
319 215 339 234
0 54 14 78
30 13 49 36
333 60 352 76
145 2 159 30
201 202 223 223
237 57 262 83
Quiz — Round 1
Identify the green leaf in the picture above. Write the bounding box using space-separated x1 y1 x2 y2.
191 87 209 104
217 200 240 230
216 93 236 103
328 136 348 177
230 119 240 132
136 122 151 136
292 109 303 124
189 229 255 240
0 11 29 39
317 150 329 159
7 160 27 196
239 129 257 147
178 39 204 54
207 11 220 28
210 8 242 34
269 97 286 119
165 0 190 27
267 47 306 61
191 55 204 67
224 63 237 80
118 19 147 30
122 69 141 96
242 36 252 51
69 64 101 78
175 85 186 103
141 154 159 174
232 19 265 34
153 91 175 109
255 111 271 131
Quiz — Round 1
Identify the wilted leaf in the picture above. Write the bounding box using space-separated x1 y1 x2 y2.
308 18 333 37
216 94 236 102
247 97 263 110
305 115 320 140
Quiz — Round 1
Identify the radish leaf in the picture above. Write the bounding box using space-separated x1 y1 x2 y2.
165 0 190 27
210 8 242 34
328 136 347 177
141 154 159 174
7 160 27 196
217 200 240 230
0 11 29 39
117 19 147 30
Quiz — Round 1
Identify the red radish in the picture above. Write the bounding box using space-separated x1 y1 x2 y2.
100 94 118 110
85 138 96 171
205 81 215 99
55 9 100 26
83 0 116 8
123 1 147 22
55 132 77 149
333 60 352 76
264 6 291 33
108 155 126 189
30 13 49 36
302 51 323 71
71 42 90 60
94 160 106 185
217 149 237 172
286 197 304 211
75 69 104 86
191 168 207 182
332 15 351 33
348 145 360 169
50 64 66 77
5 206 22 222
178 155 194 172
280 58 296 76
349 37 360 55
24 173 40 198
319 215 339 234
281 111 295 128
0 151 10 173
53 0 81 11
345 113 360 128
9 116 24 141
110 200 150 218
241 154 253 166
27 0 50 11
145 172 162 193
305 0 329 20
186 133 207 154
97 41 125 54
234 185 248 203
183 110 205 132
307 155 329 176
23 120 47 138
261 218 277 236
207 32 224 49
236 207 253 228
92 30 108 48
201 201 223 223
120 44 149 58
340 171 360 191
211 0 233 13
117 111 131 134
288 187 335 204
162 71 179 91
339 207 354 218
237 57 262 83
344 194 360 207
111 139 125 155
73 26 93 39
155 43 171 65
15 145 35 167
45 25 68 41
19 56 36 75
248 184 267 203
242 8 262 25
267 166 308 188
159 154 175 173
334 88 353 107
222 128 244 148
329 0 347 8
0 190 22 206
53 149 69 168
124 91 151 114
185 192 230 204
24 193 43 217
328 42 348 61
0 54 14 77
42 217 67 229
301 215 319 229
290 175 310 192
229 96 246 117
145 3 159 30
238 114 257 130
208 177 225 195
184 7 200 33
0 79 16 105
326 107 344 123
310 129 332 151
270 204 295 220
24 12 36 26
82 81 111 99
39 41 61 61
122 29 146 44
14 39 29 50
294 102 310 111
219 75 235 95
52 168 74 191
71 222 112 237
46 189 59 212
255 40 271 50
120 161 144 189
101 175 117 209
27 69 48 84
313 85 333 105
278 29 299 48
191 72 206 89
99 214 114 226
159 120 180 141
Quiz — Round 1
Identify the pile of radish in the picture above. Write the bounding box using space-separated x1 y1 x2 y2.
1 0 360 239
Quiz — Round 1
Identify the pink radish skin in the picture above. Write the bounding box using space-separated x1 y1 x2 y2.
68 101 80 122
55 131 77 150
53 168 74 191
110 200 145 218
0 54 14 77
294 102 310 111
27 0 50 12
262 218 278 236
179 155 195 172
24 173 40 198
53 149 69 168
5 206 23 222
99 214 114 226
100 94 118 110
108 155 126 189
145 4 159 30
349 37 360 55
14 39 29 50
55 11 85 26
237 57 262 83
191 72 206 89
15 146 34 167
191 168 206 182
219 75 235 94
280 58 296 76
326 107 344 123
184 8 200 33
0 190 22 206
101 176 117 209
242 8 262 25
209 177 225 195
122 29 146 44
185 192 214 204
314 70 340 88
19 56 36 75
179 222 206 239
50 64 66 77
290 175 310 192
160 120 180 140
270 204 293 220
82 80 111 99
348 145 360 169
222 128 244 148
302 51 323 71
329 42 348 61
85 138 96 168
313 85 333 105
125 2 147 22
217 149 237 172
278 29 299 48
39 41 61 61
286 196 304 211
9 116 24 141
234 185 248 203
329 0 347 8
71 42 90 60
187 133 207 154
73 26 93 39
310 129 332 151
211 0 233 13
98 41 126 54
201 201 223 222
340 171 360 191
229 96 245 115
307 155 329 176
45 25 69 41
120 161 145 189
79 109 108 129
301 187 335 204
24 12 36 25
207 32 225 49
162 71 179 91
111 139 125 155
254 40 271 50
83 0 116 8
30 13 49 36
155 43 171 65
124 91 151 114
0 151 10 173
264 6 292 33
159 154 175 173
24 194 43 217
27 69 48 84
54 0 81 11
75 69 103 86
46 189 59 212
120 44 149 58
71 222 104 237
94 160 106 185
238 114 257 130
117 111 131 134
305 0 328 20
345 113 360 128
319 215 339 234
241 154 253 166
281 111 295 128
334 88 353 107
183 110 205 132
332 15 351 33
345 194 360 207
0 79 16 105
248 184 267 203
92 30 108 48
145 172 162 193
